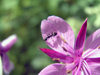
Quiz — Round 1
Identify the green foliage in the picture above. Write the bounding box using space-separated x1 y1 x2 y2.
0 0 100 75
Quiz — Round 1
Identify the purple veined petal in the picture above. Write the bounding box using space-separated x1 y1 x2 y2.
82 65 89 75
81 70 85 75
82 48 100 58
72 68 81 75
1 34 17 53
82 49 93 58
74 18 87 56
82 60 91 75
85 29 100 50
86 58 100 63
73 60 91 75
74 58 83 75
39 63 67 75
2 54 14 74
41 16 75 55
40 48 74 63
88 63 100 75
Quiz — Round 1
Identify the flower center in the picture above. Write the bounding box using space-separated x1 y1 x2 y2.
66 57 84 74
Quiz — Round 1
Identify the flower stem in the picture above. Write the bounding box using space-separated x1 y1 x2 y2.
0 56 3 75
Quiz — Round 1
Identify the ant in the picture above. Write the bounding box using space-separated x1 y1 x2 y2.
44 32 57 41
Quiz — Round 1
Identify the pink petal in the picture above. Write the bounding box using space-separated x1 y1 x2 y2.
41 16 75 54
88 63 100 75
72 60 91 75
39 63 67 75
1 34 17 53
82 65 89 75
74 18 87 56
40 48 74 63
82 60 91 75
86 58 100 63
82 49 100 58
2 54 14 74
74 58 83 75
72 68 81 75
85 29 100 50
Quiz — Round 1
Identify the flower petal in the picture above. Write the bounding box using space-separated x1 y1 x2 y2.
1 34 17 53
82 60 91 75
74 18 87 56
82 49 100 58
86 58 100 63
41 16 75 54
74 58 83 75
85 29 100 50
39 63 67 75
2 54 14 74
40 48 74 63
82 65 90 75
88 63 100 75
72 68 81 75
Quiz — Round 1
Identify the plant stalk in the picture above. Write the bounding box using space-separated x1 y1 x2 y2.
0 56 2 75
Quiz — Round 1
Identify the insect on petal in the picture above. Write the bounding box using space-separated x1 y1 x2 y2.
41 16 75 55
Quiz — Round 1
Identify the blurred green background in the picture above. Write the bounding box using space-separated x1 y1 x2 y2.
0 0 100 75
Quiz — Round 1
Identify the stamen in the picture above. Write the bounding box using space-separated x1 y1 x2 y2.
67 70 72 73
62 46 68 52
66 63 77 74
57 35 74 55
62 46 74 56
59 35 67 43
52 58 60 61
57 34 74 54
97 46 100 49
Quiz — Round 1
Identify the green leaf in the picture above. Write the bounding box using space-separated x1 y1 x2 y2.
0 56 2 75
66 17 83 36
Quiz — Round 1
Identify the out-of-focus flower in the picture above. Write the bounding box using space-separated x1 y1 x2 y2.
0 34 17 74
39 16 100 75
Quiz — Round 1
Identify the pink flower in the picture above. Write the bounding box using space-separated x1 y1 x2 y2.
39 16 100 75
0 34 17 74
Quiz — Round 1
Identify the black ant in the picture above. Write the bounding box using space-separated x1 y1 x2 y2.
44 32 57 41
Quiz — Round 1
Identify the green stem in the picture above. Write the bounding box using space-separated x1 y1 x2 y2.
0 56 2 75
